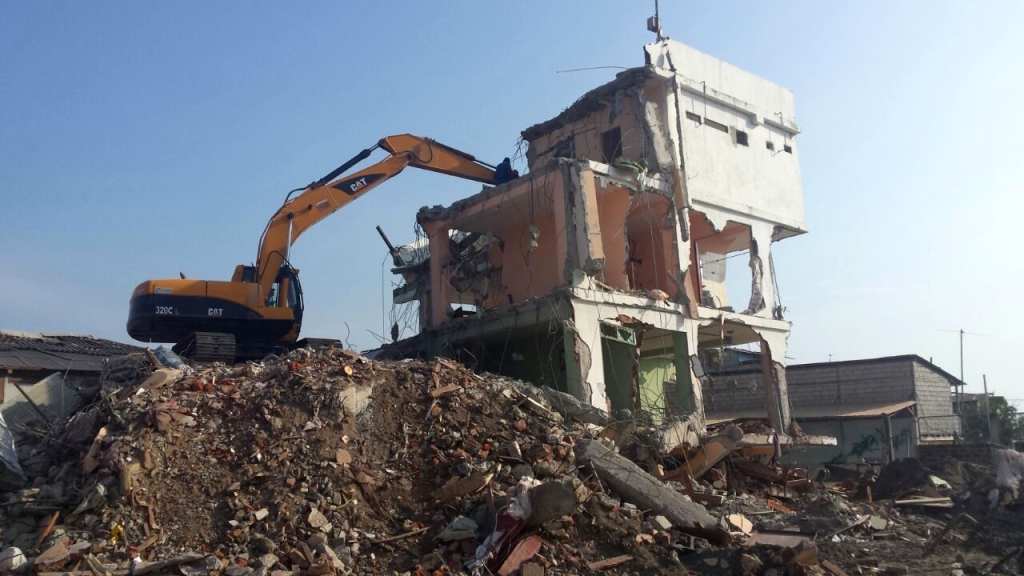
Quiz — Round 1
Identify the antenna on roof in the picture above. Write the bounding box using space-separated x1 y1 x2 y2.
647 0 664 40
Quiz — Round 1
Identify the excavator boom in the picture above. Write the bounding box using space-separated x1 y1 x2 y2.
254 134 496 298
127 134 498 361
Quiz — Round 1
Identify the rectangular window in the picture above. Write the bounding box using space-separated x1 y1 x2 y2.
783 144 793 154
685 111 702 123
602 127 623 163
736 130 748 146
704 118 728 133
766 141 775 151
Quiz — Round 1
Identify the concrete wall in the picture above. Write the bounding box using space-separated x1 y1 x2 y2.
523 81 655 172
705 357 920 414
645 39 806 233
912 360 961 436
781 417 917 467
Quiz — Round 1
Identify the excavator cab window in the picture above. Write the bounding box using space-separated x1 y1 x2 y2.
267 267 304 318
266 283 280 307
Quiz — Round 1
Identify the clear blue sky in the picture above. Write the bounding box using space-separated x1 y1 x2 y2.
2 2 1021 403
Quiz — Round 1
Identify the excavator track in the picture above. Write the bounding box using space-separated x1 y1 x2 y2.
174 332 237 363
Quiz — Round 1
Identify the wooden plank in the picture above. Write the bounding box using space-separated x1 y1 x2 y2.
429 384 461 398
893 497 952 505
370 527 428 544
766 499 792 513
497 535 543 576
689 492 725 506
587 555 633 571
432 471 493 501
821 559 849 576
135 535 159 553
34 512 60 549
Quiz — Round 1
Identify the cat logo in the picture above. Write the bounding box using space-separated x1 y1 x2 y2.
348 177 368 193
332 173 385 196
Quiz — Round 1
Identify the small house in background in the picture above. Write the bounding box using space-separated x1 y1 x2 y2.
0 329 141 428
705 354 963 468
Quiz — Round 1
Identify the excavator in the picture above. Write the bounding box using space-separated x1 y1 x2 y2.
127 134 497 361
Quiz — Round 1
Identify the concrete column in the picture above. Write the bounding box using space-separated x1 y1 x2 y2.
759 340 783 434
758 338 792 434
567 300 607 411
571 167 605 274
773 361 792 431
422 220 450 328
552 172 572 284
561 324 585 400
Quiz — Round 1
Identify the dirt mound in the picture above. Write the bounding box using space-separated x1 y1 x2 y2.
3 346 1024 575
0 348 698 575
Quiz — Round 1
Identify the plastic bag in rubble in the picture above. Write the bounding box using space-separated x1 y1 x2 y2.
507 477 542 520
995 448 1024 498
153 346 184 368
470 477 541 569
0 412 24 479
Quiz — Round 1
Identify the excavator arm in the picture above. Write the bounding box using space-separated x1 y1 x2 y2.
255 134 497 300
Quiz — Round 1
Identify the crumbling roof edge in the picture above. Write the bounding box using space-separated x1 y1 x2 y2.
706 400 918 425
708 354 967 388
520 66 654 143
416 160 566 223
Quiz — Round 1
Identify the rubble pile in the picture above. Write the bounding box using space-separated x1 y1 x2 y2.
0 347 1022 575
0 349 722 575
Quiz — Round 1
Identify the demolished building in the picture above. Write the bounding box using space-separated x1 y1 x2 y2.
389 39 808 447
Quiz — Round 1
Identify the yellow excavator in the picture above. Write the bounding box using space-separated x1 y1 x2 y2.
127 135 497 361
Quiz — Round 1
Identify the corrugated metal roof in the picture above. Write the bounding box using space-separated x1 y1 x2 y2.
0 331 141 372
706 400 917 426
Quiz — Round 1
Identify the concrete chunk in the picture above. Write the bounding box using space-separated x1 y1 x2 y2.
575 439 719 534
541 387 611 426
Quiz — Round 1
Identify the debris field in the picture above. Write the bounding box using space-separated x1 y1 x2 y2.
0 347 1022 576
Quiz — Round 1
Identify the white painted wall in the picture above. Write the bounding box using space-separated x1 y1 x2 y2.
646 40 807 233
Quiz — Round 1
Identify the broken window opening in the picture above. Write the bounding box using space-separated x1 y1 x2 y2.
704 118 729 133
601 324 637 413
624 192 675 297
601 127 623 163
446 230 503 313
685 111 702 124
735 130 749 147
691 217 755 314
636 328 694 423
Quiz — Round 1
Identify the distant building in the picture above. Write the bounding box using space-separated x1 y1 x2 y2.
705 354 963 465
952 391 1005 414
0 329 141 421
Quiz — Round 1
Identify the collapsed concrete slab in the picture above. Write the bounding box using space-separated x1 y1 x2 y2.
575 439 728 543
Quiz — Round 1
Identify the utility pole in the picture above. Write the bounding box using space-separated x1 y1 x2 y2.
958 329 964 416
983 374 997 444
940 327 986 424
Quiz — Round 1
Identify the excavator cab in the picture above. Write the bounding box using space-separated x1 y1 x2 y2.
269 267 303 314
